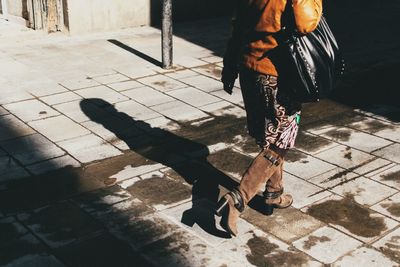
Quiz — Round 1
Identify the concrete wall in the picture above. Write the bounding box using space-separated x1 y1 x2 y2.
5 0 23 17
2 0 232 34
67 0 232 34
67 0 151 34
2 0 29 25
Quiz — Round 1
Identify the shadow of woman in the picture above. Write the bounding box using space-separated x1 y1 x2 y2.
80 98 236 238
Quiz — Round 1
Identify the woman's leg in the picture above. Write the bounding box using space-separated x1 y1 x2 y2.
215 69 287 236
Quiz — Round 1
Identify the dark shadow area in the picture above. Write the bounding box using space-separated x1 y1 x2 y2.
80 98 239 238
108 39 162 67
0 106 207 266
149 0 232 58
21 0 29 21
323 0 400 120
147 0 399 119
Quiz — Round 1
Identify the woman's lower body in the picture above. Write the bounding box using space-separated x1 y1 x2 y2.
215 68 302 236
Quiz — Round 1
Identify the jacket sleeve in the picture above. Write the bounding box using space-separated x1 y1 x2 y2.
223 2 244 68
292 0 323 34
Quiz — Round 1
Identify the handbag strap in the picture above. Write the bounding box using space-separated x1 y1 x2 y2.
280 0 296 39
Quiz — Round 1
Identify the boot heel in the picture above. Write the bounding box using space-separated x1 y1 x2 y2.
215 197 229 216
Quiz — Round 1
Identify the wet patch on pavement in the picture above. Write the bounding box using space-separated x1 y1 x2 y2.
242 207 324 243
381 170 400 183
344 147 353 160
196 64 222 78
378 235 400 264
285 150 308 163
323 128 352 142
302 235 331 250
246 234 309 267
380 203 400 217
206 148 252 177
170 114 247 147
295 131 335 154
126 175 192 206
363 119 396 132
307 198 386 238
0 151 162 213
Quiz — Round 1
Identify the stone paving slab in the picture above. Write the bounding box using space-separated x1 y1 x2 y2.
60 77 101 90
108 80 144 92
372 125 400 143
331 177 398 206
0 156 30 183
92 73 130 84
307 194 399 244
53 100 107 123
40 91 83 106
0 234 65 267
373 143 400 163
57 134 122 163
28 115 90 142
333 247 398 267
308 167 359 190
0 106 10 116
369 164 400 189
242 207 325 243
314 145 375 170
0 114 36 141
27 81 68 98
371 192 400 221
0 217 29 244
180 75 222 93
26 155 81 175
54 232 153 267
0 88 34 106
165 69 199 80
17 201 104 249
0 133 65 165
122 86 175 107
211 89 244 107
151 100 209 122
113 100 161 121
283 172 332 209
295 131 339 155
284 150 337 180
293 226 362 264
312 126 393 153
225 228 324 267
160 200 230 246
166 87 221 107
352 157 393 176
372 227 400 264
76 85 129 104
138 75 187 92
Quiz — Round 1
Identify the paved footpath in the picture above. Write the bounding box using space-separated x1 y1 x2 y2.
1 17 400 267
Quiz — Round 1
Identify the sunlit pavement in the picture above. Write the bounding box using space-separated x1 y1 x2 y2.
1 17 400 267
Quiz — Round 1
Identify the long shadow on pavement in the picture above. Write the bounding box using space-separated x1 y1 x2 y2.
80 98 239 239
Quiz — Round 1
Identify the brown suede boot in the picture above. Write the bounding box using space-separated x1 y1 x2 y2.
263 162 293 209
215 148 282 236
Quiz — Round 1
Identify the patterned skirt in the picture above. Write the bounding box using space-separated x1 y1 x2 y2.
239 69 302 149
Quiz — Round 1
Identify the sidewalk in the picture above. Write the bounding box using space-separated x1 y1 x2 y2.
1 18 400 267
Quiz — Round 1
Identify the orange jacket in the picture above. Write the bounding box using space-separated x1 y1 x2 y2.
227 0 323 76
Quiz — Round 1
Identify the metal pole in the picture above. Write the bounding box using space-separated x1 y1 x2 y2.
162 0 173 69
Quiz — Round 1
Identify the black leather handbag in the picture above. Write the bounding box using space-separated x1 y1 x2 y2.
270 6 345 103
